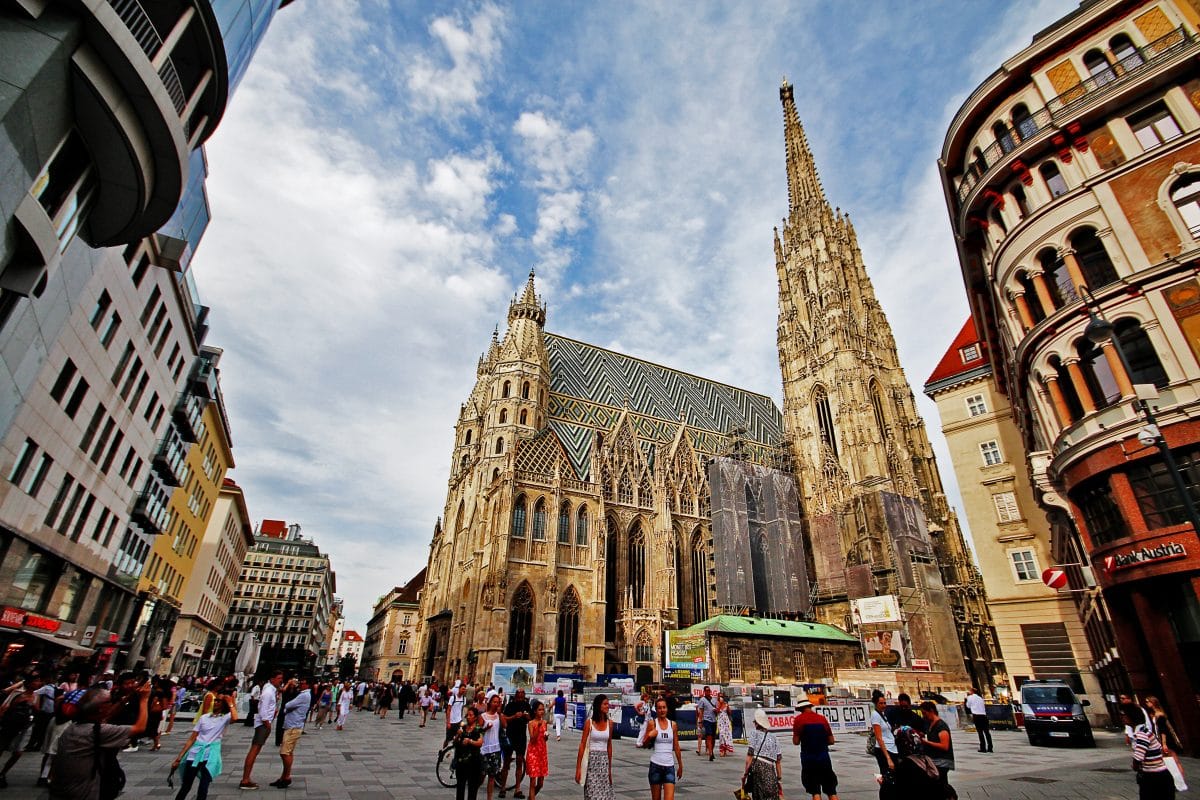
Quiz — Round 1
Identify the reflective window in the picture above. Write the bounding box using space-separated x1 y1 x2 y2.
208 0 281 91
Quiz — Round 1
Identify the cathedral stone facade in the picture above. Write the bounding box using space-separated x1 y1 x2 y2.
413 277 793 685
775 81 999 688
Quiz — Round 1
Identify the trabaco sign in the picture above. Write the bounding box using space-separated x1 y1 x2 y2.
1103 541 1187 572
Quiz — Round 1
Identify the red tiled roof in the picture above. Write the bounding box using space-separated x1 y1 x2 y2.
259 519 288 538
343 630 363 641
925 317 987 387
396 567 427 603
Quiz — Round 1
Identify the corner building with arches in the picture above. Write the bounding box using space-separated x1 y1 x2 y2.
940 0 1200 749
413 273 800 686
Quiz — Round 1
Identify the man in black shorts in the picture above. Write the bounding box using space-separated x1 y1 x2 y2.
500 688 531 798
791 699 839 800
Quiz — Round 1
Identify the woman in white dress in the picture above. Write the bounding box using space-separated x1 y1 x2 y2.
574 695 613 800
171 693 237 800
336 682 353 730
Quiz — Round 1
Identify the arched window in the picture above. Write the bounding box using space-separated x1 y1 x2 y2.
499 408 508 424
1010 183 1030 218
460 454 469 470
1083 49 1114 85
511 496 526 538
628 523 646 608
1012 103 1037 141
1076 337 1120 408
690 529 708 623
464 430 472 445
1170 173 1200 238
455 500 465 532
1016 271 1047 323
1050 355 1084 422
531 498 547 540
1070 228 1118 288
680 480 695 515
1038 247 1072 307
502 381 511 398
522 381 530 399
971 147 988 178
519 409 528 425
813 386 838 456
869 380 888 438
1116 318 1169 387
638 473 652 508
989 207 1007 234
492 468 500 481
634 628 654 662
619 473 634 505
1040 161 1068 198
1110 33 1143 71
575 506 588 545
508 584 534 660
556 587 580 662
558 501 571 544
495 437 504 455
993 121 1015 154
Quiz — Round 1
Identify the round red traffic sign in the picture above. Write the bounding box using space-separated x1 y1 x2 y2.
1041 568 1068 589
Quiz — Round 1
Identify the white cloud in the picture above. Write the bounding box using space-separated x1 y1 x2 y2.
407 3 506 115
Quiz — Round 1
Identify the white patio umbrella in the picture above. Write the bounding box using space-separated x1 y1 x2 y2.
234 633 260 707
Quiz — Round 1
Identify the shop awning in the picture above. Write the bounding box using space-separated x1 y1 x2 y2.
1 627 91 655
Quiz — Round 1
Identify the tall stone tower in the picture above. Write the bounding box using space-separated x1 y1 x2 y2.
775 81 998 689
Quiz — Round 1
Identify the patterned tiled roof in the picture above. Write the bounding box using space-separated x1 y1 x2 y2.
544 334 784 478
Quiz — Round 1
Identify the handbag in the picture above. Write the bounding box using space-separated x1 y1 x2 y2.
1164 754 1188 792
578 722 590 784
866 733 878 755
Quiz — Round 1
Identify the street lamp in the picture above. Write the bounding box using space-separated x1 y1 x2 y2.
1081 288 1200 534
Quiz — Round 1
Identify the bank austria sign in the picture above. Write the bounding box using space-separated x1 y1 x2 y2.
1103 541 1187 572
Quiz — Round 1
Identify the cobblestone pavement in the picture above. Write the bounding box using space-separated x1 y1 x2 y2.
5 711 1195 799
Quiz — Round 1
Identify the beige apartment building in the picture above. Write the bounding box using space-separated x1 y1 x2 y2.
925 319 1100 707
362 569 423 681
168 477 254 675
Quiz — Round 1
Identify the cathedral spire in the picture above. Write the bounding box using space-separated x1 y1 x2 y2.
780 78 827 215
509 269 546 327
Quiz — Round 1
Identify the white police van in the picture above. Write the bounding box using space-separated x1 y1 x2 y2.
1019 680 1094 746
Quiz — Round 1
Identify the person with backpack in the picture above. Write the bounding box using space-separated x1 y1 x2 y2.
0 674 42 787
919 702 955 800
887 727 945 800
38 673 91 788
49 681 150 800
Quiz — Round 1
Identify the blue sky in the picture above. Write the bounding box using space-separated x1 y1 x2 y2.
193 0 1077 630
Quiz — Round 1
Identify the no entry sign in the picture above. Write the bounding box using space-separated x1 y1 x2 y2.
1041 568 1068 589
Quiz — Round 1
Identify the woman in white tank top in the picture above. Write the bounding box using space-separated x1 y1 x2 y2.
574 695 613 800
637 697 683 800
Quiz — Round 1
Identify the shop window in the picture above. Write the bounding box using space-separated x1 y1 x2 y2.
1040 162 1069 198
1128 449 1200 530
13 551 58 613
1129 102 1182 150
1170 173 1200 238
980 440 1004 466
966 394 987 417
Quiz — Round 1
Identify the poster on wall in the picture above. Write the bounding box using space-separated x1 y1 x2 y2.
491 662 537 693
666 629 709 670
852 595 901 625
863 630 906 668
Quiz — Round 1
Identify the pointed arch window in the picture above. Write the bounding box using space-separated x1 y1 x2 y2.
1170 173 1200 238
522 381 530 399
532 498 547 540
502 381 511 398
508 584 534 660
618 473 634 505
499 409 508 424
634 628 654 662
1070 228 1118 289
869 380 888 438
813 386 838 456
464 430 472 445
495 438 505 455
511 496 526 538
558 501 571 544
1116 318 1169 387
680 480 695 515
556 587 580 662
628 523 646 608
691 529 708 623
575 506 588 545
455 501 466 533
638 473 652 508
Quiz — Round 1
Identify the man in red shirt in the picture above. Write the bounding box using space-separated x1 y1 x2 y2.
791 700 839 800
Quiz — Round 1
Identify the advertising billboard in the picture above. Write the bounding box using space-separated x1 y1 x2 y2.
852 595 901 625
666 629 709 670
863 630 906 668
491 662 537 693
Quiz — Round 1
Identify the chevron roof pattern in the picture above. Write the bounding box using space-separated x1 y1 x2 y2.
543 333 784 478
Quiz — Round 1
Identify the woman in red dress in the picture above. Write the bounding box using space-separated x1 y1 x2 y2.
524 701 549 800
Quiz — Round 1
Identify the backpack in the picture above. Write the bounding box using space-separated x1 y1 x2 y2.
93 723 127 800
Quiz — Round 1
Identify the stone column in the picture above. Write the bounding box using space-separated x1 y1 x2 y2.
1064 358 1097 413
1101 341 1135 398
1012 291 1036 331
1029 270 1057 315
1043 374 1074 428
1060 248 1088 292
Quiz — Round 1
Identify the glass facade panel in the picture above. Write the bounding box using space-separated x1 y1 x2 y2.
208 0 280 92
1128 449 1200 530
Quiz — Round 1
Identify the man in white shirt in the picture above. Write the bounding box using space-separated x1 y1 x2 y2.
444 682 467 745
964 688 992 753
240 670 283 789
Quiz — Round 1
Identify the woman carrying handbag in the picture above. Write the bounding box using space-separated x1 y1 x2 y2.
743 710 783 800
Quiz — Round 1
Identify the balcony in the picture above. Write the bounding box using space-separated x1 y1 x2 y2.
188 357 218 399
955 26 1197 208
151 431 189 487
130 486 170 535
172 391 206 442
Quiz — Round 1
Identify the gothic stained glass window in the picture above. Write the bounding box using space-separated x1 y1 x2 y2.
813 386 838 456
558 502 571 544
629 523 646 608
532 498 547 540
511 496 526 537
556 587 580 662
508 584 534 660
575 506 588 546
634 628 653 662
619 473 634 505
